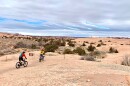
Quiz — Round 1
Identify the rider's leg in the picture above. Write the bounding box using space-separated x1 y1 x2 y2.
41 55 44 61
22 58 25 64
19 58 22 65
43 55 44 61
39 54 44 61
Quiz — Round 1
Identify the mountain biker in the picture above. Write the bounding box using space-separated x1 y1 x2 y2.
19 51 27 64
40 48 45 61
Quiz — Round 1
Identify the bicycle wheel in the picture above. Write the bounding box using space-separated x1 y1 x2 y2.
23 61 28 67
16 62 21 69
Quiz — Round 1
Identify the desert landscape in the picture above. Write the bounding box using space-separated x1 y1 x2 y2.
0 32 130 86
1 0 130 85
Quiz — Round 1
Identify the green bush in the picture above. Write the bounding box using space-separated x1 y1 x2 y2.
73 47 86 55
45 45 58 52
87 45 96 52
63 49 74 54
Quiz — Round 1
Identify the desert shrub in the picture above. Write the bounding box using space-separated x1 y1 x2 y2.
43 38 49 43
54 40 61 45
101 42 106 46
73 47 86 55
92 50 106 58
80 56 85 60
99 40 103 42
90 42 95 45
97 44 101 47
57 40 66 46
48 40 54 45
30 44 37 49
121 55 130 66
60 41 66 46
84 55 96 61
45 45 58 52
82 43 86 46
35 38 42 42
81 51 106 61
109 47 119 53
92 50 101 55
2 36 8 39
38 42 44 46
63 49 74 54
0 52 4 56
109 47 114 53
87 45 96 52
100 42 106 46
68 41 75 47
85 41 89 44
115 49 119 53
51 40 66 46
14 42 27 48
102 44 106 46
108 40 111 42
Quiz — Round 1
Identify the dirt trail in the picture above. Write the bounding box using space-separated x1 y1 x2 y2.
0 51 130 86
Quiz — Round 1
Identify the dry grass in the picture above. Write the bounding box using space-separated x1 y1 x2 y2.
122 55 130 66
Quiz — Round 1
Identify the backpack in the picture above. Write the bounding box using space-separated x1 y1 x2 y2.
19 52 23 58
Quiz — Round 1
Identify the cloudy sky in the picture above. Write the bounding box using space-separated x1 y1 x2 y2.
0 0 130 37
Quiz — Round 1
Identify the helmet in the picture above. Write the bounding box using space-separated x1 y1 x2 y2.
41 47 45 50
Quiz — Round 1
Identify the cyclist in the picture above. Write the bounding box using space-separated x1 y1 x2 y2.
39 48 45 61
19 51 27 64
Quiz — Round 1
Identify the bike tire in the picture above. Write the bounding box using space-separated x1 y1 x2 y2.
16 62 21 69
23 61 28 67
39 59 41 62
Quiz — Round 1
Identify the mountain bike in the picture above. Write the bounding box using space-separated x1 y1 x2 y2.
16 59 28 69
39 55 44 62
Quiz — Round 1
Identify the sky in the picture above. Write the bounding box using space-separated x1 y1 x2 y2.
0 0 130 37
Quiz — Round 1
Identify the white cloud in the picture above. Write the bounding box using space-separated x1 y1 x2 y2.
0 0 130 36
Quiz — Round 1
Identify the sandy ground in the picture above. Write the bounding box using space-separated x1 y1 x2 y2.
0 51 130 86
0 38 130 86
